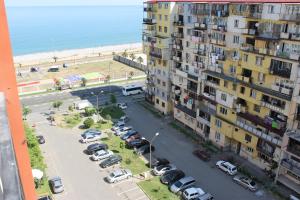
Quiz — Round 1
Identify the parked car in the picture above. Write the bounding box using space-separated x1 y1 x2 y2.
125 133 142 142
80 130 101 143
86 143 108 155
115 126 132 136
135 144 155 155
48 66 59 72
193 149 211 161
118 116 129 124
111 122 125 132
100 155 122 168
49 177 64 194
91 150 114 161
152 164 176 176
117 103 127 110
233 175 257 191
170 176 196 193
121 130 138 140
160 170 185 185
36 135 45 144
38 196 52 200
216 160 237 175
182 187 205 200
197 193 214 200
149 158 170 168
126 139 149 149
105 169 132 183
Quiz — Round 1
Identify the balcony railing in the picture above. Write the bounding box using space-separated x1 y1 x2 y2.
144 7 156 12
291 33 300 41
191 8 210 16
210 38 226 46
280 13 300 21
149 51 162 59
194 23 207 30
172 32 184 39
211 10 229 17
174 20 184 26
281 159 300 177
172 55 182 62
143 18 156 24
257 145 274 158
287 146 300 158
212 25 227 32
175 104 196 118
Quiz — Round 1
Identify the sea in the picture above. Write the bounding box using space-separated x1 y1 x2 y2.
6 6 143 56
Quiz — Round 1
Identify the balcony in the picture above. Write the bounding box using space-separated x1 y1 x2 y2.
172 32 184 39
244 11 262 19
191 7 210 16
149 51 162 59
144 7 156 12
197 111 211 126
243 29 257 36
276 51 300 61
172 55 182 63
210 38 226 46
236 117 282 146
194 23 207 30
143 18 156 24
281 159 300 177
256 32 280 41
175 103 196 118
211 10 229 17
188 74 198 82
287 146 300 158
174 20 184 27
193 49 206 56
280 13 300 21
172 44 183 51
191 35 206 43
257 145 274 158
291 33 300 41
212 25 227 32
237 112 286 137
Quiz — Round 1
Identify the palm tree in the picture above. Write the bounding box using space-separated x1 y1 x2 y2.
22 106 31 120
122 50 128 58
129 53 136 61
53 56 58 63
137 56 144 64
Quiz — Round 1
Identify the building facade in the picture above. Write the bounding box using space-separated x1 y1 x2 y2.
143 1 300 194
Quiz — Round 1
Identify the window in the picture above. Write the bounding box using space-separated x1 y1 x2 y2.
157 69 161 74
246 147 254 153
158 3 162 9
188 16 191 23
250 89 256 98
164 27 168 33
215 119 222 128
164 3 168 9
163 60 167 66
163 71 166 76
186 41 190 47
164 15 168 21
179 77 183 83
156 99 159 104
240 86 245 94
234 20 239 28
229 66 236 74
268 5 274 13
162 81 166 87
245 134 252 143
255 56 262 66
159 26 162 32
224 81 228 88
221 93 227 101
233 36 240 44
157 79 161 84
232 84 237 91
162 102 165 107
220 107 227 115
243 54 248 62
215 132 221 141
187 29 191 36
254 105 260 113
159 14 162 20
162 92 165 97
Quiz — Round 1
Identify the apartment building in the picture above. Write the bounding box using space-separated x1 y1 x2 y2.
143 1 300 194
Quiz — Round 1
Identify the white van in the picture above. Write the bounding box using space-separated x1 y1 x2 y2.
74 100 92 110
182 187 205 200
216 160 238 175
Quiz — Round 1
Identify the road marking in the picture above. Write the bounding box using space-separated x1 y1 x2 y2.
117 187 139 195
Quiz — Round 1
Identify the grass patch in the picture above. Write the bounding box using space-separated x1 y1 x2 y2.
138 102 162 118
94 120 113 130
101 106 125 119
62 113 82 128
101 136 148 175
138 177 179 200
24 124 51 196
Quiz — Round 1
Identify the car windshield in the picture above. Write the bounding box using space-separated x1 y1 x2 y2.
174 181 183 187
232 167 237 171
156 165 166 170
54 180 62 188
109 173 115 177
250 181 256 186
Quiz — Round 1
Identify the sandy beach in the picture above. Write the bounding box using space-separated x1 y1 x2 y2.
13 42 142 66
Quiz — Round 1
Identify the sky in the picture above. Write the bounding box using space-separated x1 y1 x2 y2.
5 0 143 7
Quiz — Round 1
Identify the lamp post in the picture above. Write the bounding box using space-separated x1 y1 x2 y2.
91 90 104 121
149 132 160 170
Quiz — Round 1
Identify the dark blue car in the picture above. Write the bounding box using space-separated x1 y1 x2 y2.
121 130 138 140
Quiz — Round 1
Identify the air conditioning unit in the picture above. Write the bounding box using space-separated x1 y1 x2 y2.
194 23 200 28
200 23 206 28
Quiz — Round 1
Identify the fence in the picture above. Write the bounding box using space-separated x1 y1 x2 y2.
113 55 146 72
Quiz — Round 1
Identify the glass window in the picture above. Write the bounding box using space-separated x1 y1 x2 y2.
164 3 169 9
233 36 240 44
245 134 252 142
215 132 221 141
234 20 239 28
159 14 162 20
164 27 168 33
256 57 262 66
254 105 260 113
250 89 256 98
164 15 168 21
215 119 222 128
221 93 227 101
220 107 227 115
243 54 248 62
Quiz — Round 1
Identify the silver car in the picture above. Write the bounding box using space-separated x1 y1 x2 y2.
170 176 196 193
49 177 64 193
91 150 114 161
233 175 257 191
106 169 132 183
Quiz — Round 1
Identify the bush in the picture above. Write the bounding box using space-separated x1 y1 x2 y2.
52 101 63 110
104 114 112 121
84 107 96 117
110 94 117 104
83 118 94 128
81 77 87 87
68 105 74 112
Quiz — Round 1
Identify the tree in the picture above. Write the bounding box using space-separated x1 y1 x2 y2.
68 105 74 112
23 106 31 120
84 107 96 117
104 114 112 121
129 53 136 61
54 79 61 90
81 77 87 87
137 56 144 64
110 94 117 104
53 56 58 63
122 50 128 58
105 75 111 83
52 101 63 111
83 118 94 128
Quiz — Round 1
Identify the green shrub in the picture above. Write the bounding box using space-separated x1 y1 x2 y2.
83 118 94 128
105 114 112 121
84 107 96 116
68 105 74 112
110 94 117 104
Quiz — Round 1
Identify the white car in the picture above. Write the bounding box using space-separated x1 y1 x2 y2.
182 187 205 200
91 150 113 161
216 160 237 175
152 164 176 176
233 175 257 191
80 132 101 143
106 169 132 183
117 103 127 110
115 126 132 136
118 116 129 124
111 122 125 132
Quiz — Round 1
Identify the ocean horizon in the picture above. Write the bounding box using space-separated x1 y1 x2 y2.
6 6 143 56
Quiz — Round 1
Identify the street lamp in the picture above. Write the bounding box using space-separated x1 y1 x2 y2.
91 90 104 121
149 132 160 170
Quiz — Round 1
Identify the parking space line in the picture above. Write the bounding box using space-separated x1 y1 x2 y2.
111 179 133 187
117 187 139 196
135 196 148 200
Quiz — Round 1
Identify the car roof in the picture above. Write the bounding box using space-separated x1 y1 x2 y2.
185 187 205 195
223 161 236 168
51 176 61 181
178 176 195 183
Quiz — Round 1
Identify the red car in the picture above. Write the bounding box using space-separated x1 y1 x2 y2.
125 133 142 143
193 149 211 161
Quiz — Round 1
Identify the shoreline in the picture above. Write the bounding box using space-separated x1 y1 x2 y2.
13 42 142 66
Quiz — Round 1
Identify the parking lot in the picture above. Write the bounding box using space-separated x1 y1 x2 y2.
27 92 276 200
